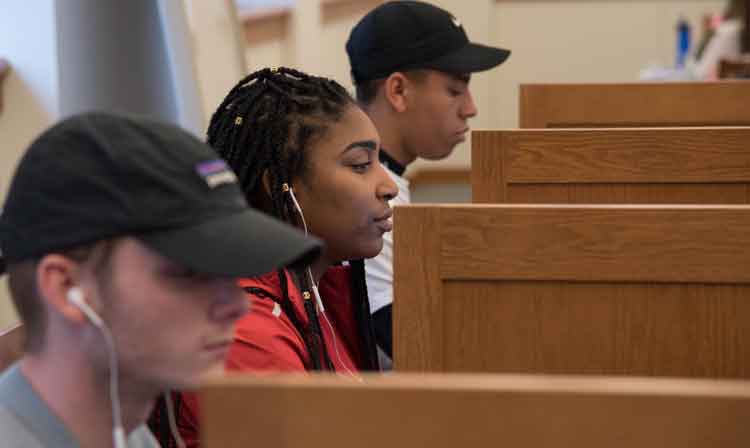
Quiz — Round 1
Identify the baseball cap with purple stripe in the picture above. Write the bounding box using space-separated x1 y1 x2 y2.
0 112 321 277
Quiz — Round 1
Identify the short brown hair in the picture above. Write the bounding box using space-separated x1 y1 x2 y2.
7 240 116 353
355 70 429 105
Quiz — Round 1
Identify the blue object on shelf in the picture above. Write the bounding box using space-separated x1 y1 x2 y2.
676 17 692 68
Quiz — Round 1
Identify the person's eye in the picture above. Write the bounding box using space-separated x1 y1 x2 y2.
351 161 372 173
164 266 207 280
448 87 462 97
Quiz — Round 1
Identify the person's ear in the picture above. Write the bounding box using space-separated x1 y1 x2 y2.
383 72 410 113
35 254 91 325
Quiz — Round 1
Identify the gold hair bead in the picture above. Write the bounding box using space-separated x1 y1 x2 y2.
302 291 311 300
234 116 243 126
281 183 290 192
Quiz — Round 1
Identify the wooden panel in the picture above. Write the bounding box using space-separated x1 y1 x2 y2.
393 206 443 371
520 82 750 129
719 56 750 79
472 128 750 204
440 205 750 283
443 281 750 378
471 130 507 201
321 0 383 23
505 128 750 183
406 168 471 188
394 205 750 377
507 183 750 204
242 7 290 44
0 324 24 372
202 373 750 448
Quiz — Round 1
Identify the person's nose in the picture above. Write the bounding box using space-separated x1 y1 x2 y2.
460 89 478 120
210 282 248 324
376 163 398 203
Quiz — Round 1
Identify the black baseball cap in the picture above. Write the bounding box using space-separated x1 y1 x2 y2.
0 112 321 276
346 1 510 84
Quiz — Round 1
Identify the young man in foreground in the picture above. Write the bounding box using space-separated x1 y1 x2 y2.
0 112 320 447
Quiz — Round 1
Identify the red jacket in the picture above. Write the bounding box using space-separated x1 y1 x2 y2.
176 265 376 447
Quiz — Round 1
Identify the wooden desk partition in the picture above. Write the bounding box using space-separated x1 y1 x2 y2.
519 81 750 128
719 56 750 79
472 127 750 204
202 373 750 448
393 204 750 378
0 324 24 372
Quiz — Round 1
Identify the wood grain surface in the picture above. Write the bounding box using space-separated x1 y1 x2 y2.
520 81 750 129
472 128 750 203
202 373 750 448
394 204 750 378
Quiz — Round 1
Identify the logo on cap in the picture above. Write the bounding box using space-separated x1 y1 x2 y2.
196 160 238 189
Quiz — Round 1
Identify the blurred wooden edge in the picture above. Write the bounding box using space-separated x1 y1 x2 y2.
202 371 750 397
321 0 383 23
201 372 750 447
0 323 24 372
719 54 750 79
241 7 291 45
241 0 383 43
407 168 470 190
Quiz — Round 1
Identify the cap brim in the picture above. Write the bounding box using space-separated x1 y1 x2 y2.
138 209 322 278
424 42 510 74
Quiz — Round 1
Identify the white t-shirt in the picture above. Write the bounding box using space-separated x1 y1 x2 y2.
365 164 410 314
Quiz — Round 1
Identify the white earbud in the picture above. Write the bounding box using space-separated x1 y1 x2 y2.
66 286 84 305
67 287 104 327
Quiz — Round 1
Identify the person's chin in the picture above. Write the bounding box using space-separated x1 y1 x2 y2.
201 363 227 380
180 363 225 389
360 239 384 260
421 144 458 161
166 373 200 391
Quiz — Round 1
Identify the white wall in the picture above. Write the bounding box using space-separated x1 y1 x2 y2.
489 0 726 130
187 0 247 125
0 0 60 330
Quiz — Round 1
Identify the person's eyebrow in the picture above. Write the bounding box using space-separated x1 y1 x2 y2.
451 73 471 84
342 140 378 154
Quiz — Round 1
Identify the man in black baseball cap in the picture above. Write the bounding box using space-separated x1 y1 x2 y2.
347 1 510 85
346 1 510 366
0 112 321 447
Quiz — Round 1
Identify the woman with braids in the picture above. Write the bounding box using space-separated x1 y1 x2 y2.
156 67 398 447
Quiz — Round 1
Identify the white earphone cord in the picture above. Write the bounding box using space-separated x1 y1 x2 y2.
164 392 186 448
287 184 358 378
287 185 308 236
84 312 127 448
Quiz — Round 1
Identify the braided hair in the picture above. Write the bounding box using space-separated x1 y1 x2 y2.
208 67 380 372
